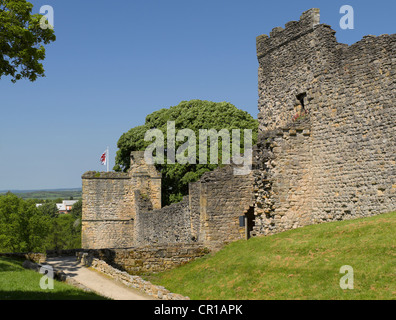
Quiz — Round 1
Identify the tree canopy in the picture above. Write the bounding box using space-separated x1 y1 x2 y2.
114 100 258 205
0 193 82 253
0 0 56 82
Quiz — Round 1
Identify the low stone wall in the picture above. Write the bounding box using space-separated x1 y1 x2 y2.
77 252 189 300
81 243 208 274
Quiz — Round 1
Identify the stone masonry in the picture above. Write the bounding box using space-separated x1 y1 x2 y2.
253 8 395 235
82 151 161 249
82 151 255 252
81 8 395 271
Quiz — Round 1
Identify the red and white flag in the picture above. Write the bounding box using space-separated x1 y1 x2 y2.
100 150 107 165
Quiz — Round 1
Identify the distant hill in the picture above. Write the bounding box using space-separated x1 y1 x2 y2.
0 188 82 200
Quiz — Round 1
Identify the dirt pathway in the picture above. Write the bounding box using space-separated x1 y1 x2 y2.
46 256 155 300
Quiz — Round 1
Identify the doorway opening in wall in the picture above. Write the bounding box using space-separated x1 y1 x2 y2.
245 207 255 240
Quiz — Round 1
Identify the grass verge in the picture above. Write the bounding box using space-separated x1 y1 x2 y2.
0 256 106 300
147 212 396 300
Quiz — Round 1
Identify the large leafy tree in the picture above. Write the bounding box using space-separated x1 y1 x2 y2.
0 0 56 82
115 100 258 205
0 193 82 253
0 193 51 252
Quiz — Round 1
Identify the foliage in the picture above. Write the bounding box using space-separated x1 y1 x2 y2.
115 100 258 205
48 214 81 251
0 0 56 82
70 199 82 218
147 212 396 300
0 193 81 253
37 202 58 218
0 193 51 252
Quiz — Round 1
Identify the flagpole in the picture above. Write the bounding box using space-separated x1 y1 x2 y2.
107 146 109 172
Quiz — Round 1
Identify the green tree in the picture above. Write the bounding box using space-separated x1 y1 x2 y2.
70 199 82 219
0 0 56 82
115 100 258 205
48 214 81 251
0 193 51 252
53 197 63 204
37 201 58 218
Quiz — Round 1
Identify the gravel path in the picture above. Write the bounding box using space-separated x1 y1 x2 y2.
46 256 155 300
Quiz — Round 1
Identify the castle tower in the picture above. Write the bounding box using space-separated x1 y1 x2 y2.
81 151 161 249
253 8 395 235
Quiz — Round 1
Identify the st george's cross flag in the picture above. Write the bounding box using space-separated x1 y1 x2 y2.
100 150 107 166
100 147 110 172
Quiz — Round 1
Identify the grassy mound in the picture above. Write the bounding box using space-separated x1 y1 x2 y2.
148 212 396 300
0 256 106 300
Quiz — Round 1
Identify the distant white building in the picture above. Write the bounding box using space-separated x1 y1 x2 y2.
56 200 78 214
35 200 78 214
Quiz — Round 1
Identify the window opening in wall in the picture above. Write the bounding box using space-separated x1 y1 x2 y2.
292 92 309 122
296 92 307 110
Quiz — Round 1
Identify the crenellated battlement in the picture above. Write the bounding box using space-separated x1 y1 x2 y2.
256 8 320 59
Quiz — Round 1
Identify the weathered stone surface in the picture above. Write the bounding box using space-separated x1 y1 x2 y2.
253 8 396 235
81 151 161 249
79 244 208 274
82 151 255 253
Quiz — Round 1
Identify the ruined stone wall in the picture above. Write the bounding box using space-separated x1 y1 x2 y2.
196 165 255 250
133 164 255 250
80 244 208 275
134 196 192 246
129 151 162 210
81 151 162 249
253 121 313 234
82 8 394 257
81 172 135 249
254 8 396 235
82 149 255 252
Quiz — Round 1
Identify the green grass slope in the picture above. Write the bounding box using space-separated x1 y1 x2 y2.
148 212 396 300
0 257 106 300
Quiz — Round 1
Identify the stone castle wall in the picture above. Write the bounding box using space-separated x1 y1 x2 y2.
134 196 192 246
81 8 395 270
253 8 395 235
81 172 134 249
196 165 255 249
82 152 255 251
82 152 162 249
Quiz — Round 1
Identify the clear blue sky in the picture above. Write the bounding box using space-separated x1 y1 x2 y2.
0 0 394 190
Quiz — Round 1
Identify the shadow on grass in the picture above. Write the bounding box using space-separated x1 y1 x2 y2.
0 289 108 300
0 258 25 272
